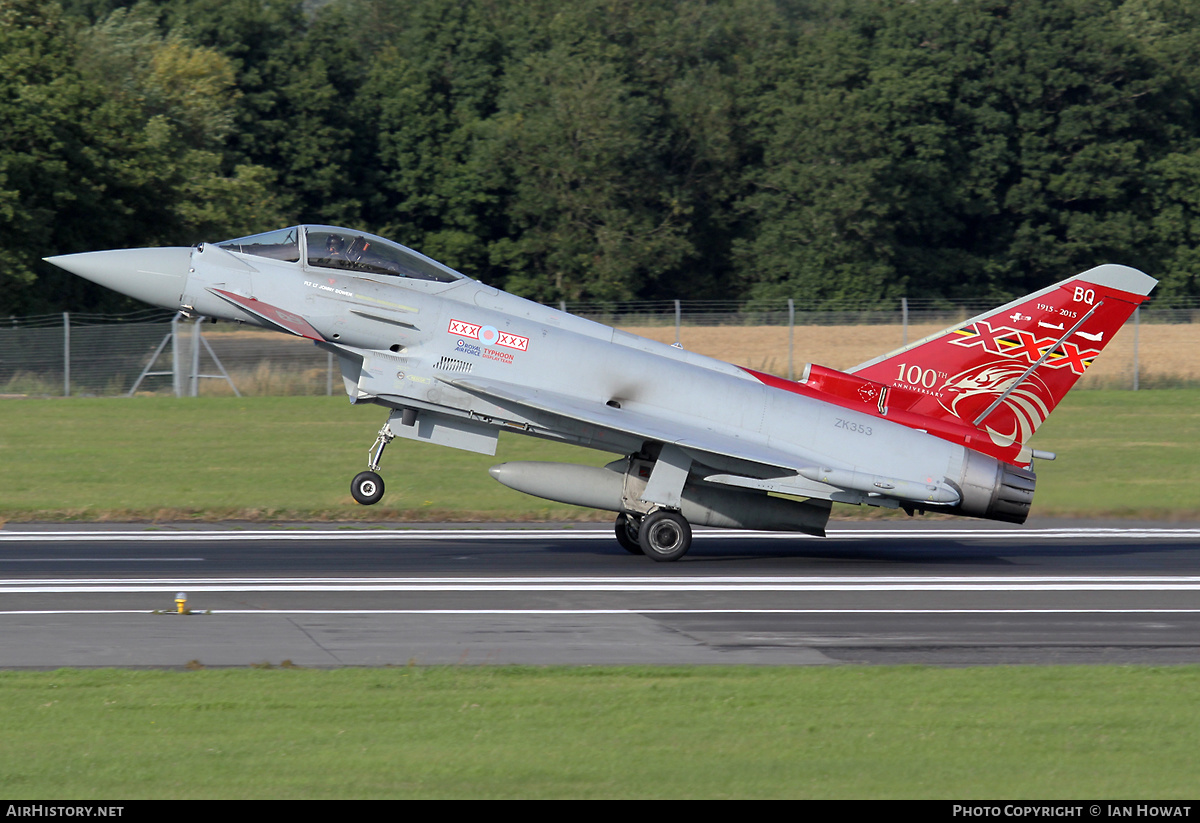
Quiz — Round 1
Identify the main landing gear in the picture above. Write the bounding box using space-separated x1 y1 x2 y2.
351 422 394 505
614 509 692 562
614 512 643 555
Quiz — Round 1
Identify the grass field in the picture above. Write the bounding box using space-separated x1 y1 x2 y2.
0 395 605 522
0 390 1197 522
2 394 1198 799
2 666 1198 799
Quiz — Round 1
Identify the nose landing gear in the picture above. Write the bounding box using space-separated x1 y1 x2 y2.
350 422 394 505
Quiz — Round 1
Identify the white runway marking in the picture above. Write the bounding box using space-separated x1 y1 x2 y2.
2 527 1198 542
4 608 1200 616
0 558 205 562
3 575 1200 594
3 527 1196 617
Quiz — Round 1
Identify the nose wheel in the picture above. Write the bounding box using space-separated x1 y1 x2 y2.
350 422 395 505
351 471 385 505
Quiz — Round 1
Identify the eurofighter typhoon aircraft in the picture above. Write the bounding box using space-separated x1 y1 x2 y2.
46 226 1156 561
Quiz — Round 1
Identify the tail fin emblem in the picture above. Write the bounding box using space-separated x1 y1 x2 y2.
939 362 1053 447
951 320 1099 375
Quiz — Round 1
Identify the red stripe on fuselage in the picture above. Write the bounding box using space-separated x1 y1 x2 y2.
742 367 1030 466
210 289 324 341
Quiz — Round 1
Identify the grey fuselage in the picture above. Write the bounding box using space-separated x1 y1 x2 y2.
48 225 1021 522
178 231 966 511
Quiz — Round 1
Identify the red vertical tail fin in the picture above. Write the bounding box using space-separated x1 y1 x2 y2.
849 265 1156 453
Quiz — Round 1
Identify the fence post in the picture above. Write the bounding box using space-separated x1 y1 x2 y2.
171 314 182 397
1133 305 1140 391
901 297 908 346
62 312 70 397
674 299 681 346
190 317 203 397
787 298 795 380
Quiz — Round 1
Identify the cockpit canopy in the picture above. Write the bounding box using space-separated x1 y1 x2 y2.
216 225 464 283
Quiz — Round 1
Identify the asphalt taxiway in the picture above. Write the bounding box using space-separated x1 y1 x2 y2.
2 520 1199 668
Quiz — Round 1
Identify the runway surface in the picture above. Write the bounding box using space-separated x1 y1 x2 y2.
2 519 1199 668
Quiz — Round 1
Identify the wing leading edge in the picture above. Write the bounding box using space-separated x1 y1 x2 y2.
443 375 799 473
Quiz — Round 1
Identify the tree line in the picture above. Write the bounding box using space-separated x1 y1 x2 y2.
4 0 1200 316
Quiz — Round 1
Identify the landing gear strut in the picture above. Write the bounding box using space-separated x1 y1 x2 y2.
614 512 644 555
350 422 394 505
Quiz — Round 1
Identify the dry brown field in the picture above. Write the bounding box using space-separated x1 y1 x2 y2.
197 319 1200 393
621 322 1200 387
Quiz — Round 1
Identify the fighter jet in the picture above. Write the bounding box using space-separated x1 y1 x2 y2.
46 225 1156 561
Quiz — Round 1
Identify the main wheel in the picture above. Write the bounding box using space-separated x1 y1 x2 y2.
351 470 385 505
637 510 692 562
614 512 644 555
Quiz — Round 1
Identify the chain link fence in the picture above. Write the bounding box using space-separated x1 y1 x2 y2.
0 311 337 397
3 296 1198 398
561 296 1200 328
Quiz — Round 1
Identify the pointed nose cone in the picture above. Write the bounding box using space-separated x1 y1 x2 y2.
44 247 192 310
